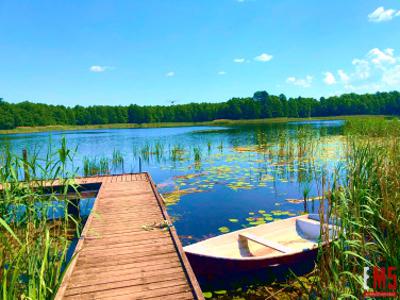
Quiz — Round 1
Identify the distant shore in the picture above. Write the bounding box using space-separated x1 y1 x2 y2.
0 115 385 135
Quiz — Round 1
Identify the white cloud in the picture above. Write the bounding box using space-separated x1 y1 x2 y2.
367 48 396 66
233 58 245 63
218 71 226 75
89 65 107 72
254 53 273 62
166 71 175 77
286 75 313 88
329 47 400 93
368 7 399 22
323 72 337 85
352 59 371 80
382 65 400 86
338 69 350 83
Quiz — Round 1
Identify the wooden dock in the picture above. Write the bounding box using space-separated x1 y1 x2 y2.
55 173 204 300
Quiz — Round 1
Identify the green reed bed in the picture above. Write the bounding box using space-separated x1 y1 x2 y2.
0 139 81 299
314 120 400 299
344 117 400 137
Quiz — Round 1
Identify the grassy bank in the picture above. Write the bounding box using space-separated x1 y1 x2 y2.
0 115 386 135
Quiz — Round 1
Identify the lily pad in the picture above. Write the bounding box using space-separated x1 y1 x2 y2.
218 226 230 233
228 218 239 223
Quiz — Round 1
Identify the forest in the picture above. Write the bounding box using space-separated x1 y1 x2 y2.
0 90 399 129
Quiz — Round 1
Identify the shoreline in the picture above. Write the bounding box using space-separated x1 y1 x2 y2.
0 115 385 135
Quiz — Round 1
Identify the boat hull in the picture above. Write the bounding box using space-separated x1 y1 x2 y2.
186 247 318 280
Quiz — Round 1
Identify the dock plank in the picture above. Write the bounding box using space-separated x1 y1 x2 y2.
56 173 203 300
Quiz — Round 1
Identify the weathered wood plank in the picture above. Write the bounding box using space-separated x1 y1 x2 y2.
65 283 192 299
55 173 203 300
64 272 187 297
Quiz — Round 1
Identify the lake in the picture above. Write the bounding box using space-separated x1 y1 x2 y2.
0 120 345 245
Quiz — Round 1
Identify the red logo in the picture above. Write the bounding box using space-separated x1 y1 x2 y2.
364 266 397 298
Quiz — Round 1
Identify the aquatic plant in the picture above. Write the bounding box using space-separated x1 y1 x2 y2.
83 156 110 176
193 146 201 162
170 144 185 162
0 138 81 299
112 149 124 173
344 118 400 137
314 127 400 298
207 141 212 153
141 143 151 162
154 141 164 162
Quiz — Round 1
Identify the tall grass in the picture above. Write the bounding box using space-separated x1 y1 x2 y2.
0 138 81 299
315 119 400 298
344 117 400 137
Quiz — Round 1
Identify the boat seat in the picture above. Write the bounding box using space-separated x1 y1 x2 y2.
238 232 294 253
296 218 335 241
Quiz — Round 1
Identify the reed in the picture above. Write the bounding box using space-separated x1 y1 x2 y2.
83 156 110 176
141 144 151 162
170 144 185 162
0 138 81 299
112 149 124 173
314 119 400 298
344 118 400 137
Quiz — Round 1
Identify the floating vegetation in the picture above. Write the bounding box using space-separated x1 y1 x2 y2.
218 226 230 233
162 188 203 206
157 132 344 201
220 209 298 232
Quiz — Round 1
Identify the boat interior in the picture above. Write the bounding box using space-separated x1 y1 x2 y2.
184 214 336 259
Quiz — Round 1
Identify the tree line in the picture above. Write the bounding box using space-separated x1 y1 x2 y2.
0 91 399 129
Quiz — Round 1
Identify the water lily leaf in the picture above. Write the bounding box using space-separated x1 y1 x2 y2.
249 219 265 226
218 226 230 233
228 218 239 223
203 292 213 298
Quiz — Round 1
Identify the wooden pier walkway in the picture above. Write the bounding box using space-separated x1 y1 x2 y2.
55 173 204 300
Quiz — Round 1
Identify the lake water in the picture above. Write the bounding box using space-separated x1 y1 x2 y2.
0 120 345 245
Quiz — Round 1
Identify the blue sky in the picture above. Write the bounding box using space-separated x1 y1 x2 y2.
1 0 400 106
